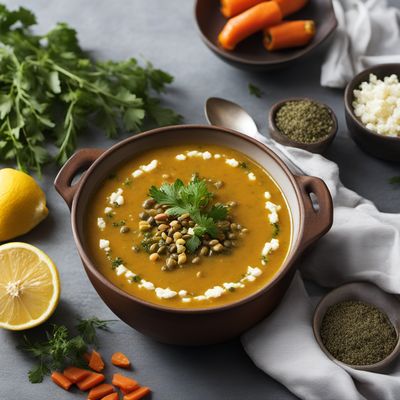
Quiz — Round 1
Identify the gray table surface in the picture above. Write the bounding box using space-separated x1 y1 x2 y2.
0 1 399 399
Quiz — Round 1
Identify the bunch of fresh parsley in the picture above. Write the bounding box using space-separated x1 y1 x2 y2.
19 317 112 383
0 4 181 174
149 176 228 252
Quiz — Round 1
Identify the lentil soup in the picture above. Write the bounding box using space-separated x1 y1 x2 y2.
86 144 292 309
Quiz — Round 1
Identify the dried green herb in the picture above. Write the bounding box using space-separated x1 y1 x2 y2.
320 301 397 365
248 83 263 98
275 100 333 144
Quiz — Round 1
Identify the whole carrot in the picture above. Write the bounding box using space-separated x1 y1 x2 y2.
218 2 282 50
264 20 315 51
220 0 265 18
272 0 308 16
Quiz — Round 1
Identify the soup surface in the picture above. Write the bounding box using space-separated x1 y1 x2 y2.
86 144 292 309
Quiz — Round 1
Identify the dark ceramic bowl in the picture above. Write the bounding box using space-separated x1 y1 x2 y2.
269 98 338 153
313 282 400 372
344 64 400 162
55 125 333 345
195 0 337 71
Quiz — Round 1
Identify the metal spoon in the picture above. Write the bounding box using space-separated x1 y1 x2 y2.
204 97 305 175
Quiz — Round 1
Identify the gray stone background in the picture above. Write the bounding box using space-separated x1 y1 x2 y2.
0 1 399 399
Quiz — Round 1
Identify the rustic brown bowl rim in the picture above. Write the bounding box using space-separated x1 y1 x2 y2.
269 97 338 148
71 124 308 315
194 0 338 67
344 63 400 143
312 281 400 372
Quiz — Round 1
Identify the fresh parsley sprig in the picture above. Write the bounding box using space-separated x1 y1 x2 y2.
149 176 228 252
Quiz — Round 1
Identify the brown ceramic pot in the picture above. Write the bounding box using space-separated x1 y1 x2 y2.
55 125 333 345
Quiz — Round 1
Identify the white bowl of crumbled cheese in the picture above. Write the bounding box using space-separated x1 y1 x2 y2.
345 64 400 162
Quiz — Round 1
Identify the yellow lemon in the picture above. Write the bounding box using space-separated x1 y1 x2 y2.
0 168 48 242
0 242 60 330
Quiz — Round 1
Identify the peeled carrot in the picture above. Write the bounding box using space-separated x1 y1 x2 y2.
112 373 139 393
263 20 315 51
101 394 119 400
111 352 131 369
89 350 105 372
123 387 151 400
51 371 73 391
88 383 115 400
77 373 105 391
63 366 91 383
220 0 265 18
218 2 282 50
272 0 308 16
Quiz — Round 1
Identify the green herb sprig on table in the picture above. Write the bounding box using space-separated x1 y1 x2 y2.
19 317 113 383
149 176 228 252
248 83 263 98
389 176 400 186
0 4 181 174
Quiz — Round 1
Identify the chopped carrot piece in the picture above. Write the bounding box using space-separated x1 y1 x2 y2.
87 383 115 400
51 371 73 391
220 0 265 18
218 2 282 50
120 387 131 395
123 387 151 400
89 350 105 372
101 393 119 400
263 20 315 51
63 366 91 383
77 372 105 391
111 352 131 369
112 373 139 393
272 0 308 16
83 352 92 363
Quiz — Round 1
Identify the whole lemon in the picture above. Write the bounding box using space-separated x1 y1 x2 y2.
0 168 48 242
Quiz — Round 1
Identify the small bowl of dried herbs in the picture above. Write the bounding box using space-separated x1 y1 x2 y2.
268 98 338 154
313 282 400 372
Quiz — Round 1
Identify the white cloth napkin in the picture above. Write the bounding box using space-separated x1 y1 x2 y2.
321 0 400 88
241 132 400 400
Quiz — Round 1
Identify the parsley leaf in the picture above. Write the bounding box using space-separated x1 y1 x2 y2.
248 83 263 98
186 235 201 253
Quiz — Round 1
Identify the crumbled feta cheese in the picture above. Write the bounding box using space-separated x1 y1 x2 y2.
353 73 400 137
104 207 113 214
109 188 124 206
187 227 195 235
223 282 243 290
194 295 206 301
176 154 186 161
268 212 279 224
265 201 281 212
141 159 158 172
225 158 239 167
97 217 106 231
204 286 225 299
202 151 212 160
99 239 110 252
115 265 127 276
155 287 177 299
247 266 262 277
261 238 279 256
187 150 201 157
214 154 221 159
248 172 256 181
270 238 279 250
125 271 135 279
264 192 271 200
178 290 187 297
246 275 256 282
140 280 155 291
182 297 192 303
132 169 143 178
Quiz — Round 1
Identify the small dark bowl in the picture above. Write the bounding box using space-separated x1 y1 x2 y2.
194 0 337 71
344 64 400 162
313 282 400 373
268 98 338 153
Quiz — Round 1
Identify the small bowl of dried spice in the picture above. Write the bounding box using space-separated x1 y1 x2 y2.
313 282 400 372
269 98 338 154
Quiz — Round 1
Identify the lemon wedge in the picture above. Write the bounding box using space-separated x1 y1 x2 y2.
0 168 48 242
0 242 60 330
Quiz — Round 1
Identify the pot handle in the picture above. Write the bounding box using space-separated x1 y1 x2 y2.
54 148 104 209
295 175 333 251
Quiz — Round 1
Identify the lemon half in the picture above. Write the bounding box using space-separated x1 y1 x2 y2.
0 242 60 330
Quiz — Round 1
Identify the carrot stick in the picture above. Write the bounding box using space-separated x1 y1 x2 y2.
263 20 315 51
112 373 139 393
77 373 105 391
63 366 91 383
220 0 265 18
272 0 308 16
51 371 73 391
218 2 282 50
89 350 105 372
111 352 131 369
101 394 119 400
123 387 151 400
88 383 115 400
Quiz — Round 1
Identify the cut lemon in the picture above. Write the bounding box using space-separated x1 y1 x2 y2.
0 242 60 330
